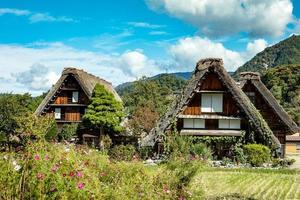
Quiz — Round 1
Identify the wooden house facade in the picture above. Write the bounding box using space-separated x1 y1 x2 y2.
142 58 281 156
35 68 122 142
239 72 300 155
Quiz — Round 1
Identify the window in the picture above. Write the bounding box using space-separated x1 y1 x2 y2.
296 144 300 150
201 93 223 112
72 91 79 103
218 119 241 129
183 118 205 129
54 108 61 119
245 92 255 103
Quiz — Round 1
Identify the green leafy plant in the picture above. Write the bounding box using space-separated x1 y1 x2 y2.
191 143 212 160
83 84 124 133
59 123 78 141
234 146 247 164
109 145 136 161
243 144 271 167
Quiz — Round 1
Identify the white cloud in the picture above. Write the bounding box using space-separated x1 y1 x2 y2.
169 36 268 71
0 8 30 16
246 39 268 58
149 31 168 35
146 0 293 37
0 42 161 95
0 7 76 23
128 21 163 29
29 13 76 23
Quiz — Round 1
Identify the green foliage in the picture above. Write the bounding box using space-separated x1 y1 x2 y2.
0 142 184 199
138 146 153 160
83 84 124 133
262 64 300 124
44 119 58 141
0 93 45 146
235 35 300 77
59 123 78 141
163 132 194 159
120 75 186 116
233 146 247 164
190 143 212 160
109 145 136 161
166 159 202 198
243 144 271 167
100 134 112 150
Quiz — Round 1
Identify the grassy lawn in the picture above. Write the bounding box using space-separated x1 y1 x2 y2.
190 168 300 199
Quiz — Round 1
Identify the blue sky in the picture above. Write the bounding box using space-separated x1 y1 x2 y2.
0 0 300 95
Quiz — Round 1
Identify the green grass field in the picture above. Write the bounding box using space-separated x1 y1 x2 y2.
190 168 300 199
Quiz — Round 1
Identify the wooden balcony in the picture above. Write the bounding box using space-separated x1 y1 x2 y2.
50 103 87 107
178 114 241 120
55 113 83 122
180 129 242 136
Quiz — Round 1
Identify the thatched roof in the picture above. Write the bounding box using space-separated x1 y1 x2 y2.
239 72 300 135
35 67 122 115
142 58 280 148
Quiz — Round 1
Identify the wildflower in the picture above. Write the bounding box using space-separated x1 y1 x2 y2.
62 173 67 177
76 171 83 178
51 165 59 173
178 197 186 200
14 164 21 171
34 155 40 161
69 171 75 177
100 172 107 177
64 147 70 152
163 186 170 194
50 187 57 192
37 172 45 180
45 155 49 161
3 155 8 160
77 182 85 189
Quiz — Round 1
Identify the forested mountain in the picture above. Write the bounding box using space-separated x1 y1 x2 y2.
234 35 300 77
262 64 300 125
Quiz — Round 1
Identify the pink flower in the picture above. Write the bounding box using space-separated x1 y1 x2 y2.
34 155 40 161
163 186 170 194
51 165 59 173
76 171 83 178
37 172 45 180
77 182 85 189
179 197 186 200
45 155 49 161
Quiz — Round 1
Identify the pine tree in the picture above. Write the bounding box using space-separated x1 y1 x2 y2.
83 84 124 133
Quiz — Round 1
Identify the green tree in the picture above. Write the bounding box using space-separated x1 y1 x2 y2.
83 84 124 133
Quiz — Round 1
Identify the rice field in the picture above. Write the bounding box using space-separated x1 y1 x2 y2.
190 168 300 200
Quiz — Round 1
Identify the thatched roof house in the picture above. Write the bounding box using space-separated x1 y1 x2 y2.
142 58 280 151
35 67 121 116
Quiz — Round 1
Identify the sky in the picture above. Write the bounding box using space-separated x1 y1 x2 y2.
0 0 300 95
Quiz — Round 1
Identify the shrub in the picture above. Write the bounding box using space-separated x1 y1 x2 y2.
191 143 212 160
138 146 153 160
109 145 136 161
234 146 246 164
45 121 58 141
99 134 112 150
243 144 271 167
164 132 193 159
59 123 78 141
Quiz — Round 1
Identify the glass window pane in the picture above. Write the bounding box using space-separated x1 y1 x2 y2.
230 119 241 129
219 119 229 129
183 118 194 128
211 93 223 112
201 94 212 112
194 119 205 128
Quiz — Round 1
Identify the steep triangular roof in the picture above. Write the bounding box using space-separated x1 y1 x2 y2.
35 67 122 115
142 58 280 148
239 72 300 135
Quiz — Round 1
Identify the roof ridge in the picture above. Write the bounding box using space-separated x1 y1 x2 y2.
62 67 112 85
